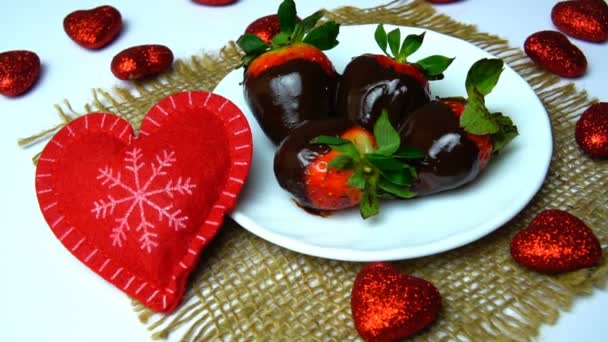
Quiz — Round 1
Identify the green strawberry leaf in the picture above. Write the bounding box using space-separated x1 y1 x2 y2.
291 10 323 42
460 89 499 135
327 155 354 170
373 110 400 156
278 0 297 35
310 135 350 145
271 32 291 47
393 145 425 159
347 165 366 189
367 154 405 171
302 21 340 51
379 169 413 186
416 55 455 78
237 34 269 55
398 32 425 62
465 58 504 97
387 28 401 58
489 112 519 154
360 171 380 219
378 178 416 199
374 24 388 56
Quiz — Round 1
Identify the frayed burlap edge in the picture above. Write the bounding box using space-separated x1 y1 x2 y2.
20 0 607 341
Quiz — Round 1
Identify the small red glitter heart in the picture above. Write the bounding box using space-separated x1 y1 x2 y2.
552 0 608 42
111 45 174 81
192 0 237 5
0 50 40 97
245 15 285 45
63 5 122 49
511 210 602 273
351 262 441 342
524 30 587 78
576 102 608 158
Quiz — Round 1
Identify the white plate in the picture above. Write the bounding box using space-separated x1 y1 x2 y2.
214 24 552 262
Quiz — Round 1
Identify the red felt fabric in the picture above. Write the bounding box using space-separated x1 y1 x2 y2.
35 91 252 312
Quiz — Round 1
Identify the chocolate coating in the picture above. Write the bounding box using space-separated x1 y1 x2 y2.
244 59 338 145
274 119 355 208
399 102 480 196
336 54 430 131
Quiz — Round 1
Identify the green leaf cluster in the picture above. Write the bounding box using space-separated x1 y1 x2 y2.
236 0 340 67
374 24 454 80
311 111 423 219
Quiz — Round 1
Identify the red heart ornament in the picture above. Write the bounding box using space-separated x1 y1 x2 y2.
63 5 122 49
511 210 602 273
0 50 40 97
35 91 252 312
552 0 608 42
576 102 608 158
351 262 442 342
524 30 587 78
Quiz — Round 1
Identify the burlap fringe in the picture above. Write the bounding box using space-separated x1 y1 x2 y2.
20 0 607 341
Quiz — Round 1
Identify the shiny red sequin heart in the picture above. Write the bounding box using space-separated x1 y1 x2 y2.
552 0 608 42
351 262 442 341
0 50 40 97
511 210 602 273
576 102 608 158
63 5 122 49
524 30 587 78
35 91 252 312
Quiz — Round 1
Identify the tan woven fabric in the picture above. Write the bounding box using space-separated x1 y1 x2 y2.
22 1 607 341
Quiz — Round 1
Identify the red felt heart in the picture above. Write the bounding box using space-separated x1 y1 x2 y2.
35 91 252 312
351 262 442 341
511 209 602 273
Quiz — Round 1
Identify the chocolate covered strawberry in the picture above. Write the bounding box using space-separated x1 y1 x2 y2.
274 113 422 218
399 58 518 195
237 0 340 145
336 24 454 131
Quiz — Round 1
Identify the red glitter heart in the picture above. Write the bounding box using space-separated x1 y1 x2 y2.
552 0 608 42
192 0 237 5
245 15 287 45
111 45 174 81
35 91 252 312
351 262 441 342
63 5 122 49
0 50 40 97
576 102 608 158
511 210 602 273
524 30 587 78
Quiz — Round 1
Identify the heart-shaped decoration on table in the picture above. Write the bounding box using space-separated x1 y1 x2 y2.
551 0 608 43
351 262 442 341
35 91 252 312
511 209 602 273
63 5 123 49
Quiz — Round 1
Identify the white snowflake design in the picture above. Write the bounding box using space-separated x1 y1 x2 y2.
91 148 196 253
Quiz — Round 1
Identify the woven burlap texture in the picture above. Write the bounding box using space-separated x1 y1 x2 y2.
22 0 607 341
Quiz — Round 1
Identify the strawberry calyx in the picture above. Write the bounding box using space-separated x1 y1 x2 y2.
311 111 424 219
374 24 454 81
237 0 340 70
458 58 518 155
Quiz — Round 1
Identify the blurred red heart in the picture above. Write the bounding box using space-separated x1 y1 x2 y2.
552 0 608 42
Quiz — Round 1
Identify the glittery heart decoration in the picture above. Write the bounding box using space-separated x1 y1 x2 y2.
511 210 602 273
192 0 237 5
0 50 40 97
245 15 283 45
35 91 252 312
111 45 174 80
351 262 441 341
551 0 608 42
576 102 608 158
524 30 587 78
63 5 122 49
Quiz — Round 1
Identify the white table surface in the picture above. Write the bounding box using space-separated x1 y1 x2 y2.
1 0 606 341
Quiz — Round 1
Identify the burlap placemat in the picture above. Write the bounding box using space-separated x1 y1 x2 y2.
21 0 608 340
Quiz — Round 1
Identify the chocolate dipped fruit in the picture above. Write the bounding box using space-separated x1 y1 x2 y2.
237 0 340 145
336 24 454 131
398 58 518 196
